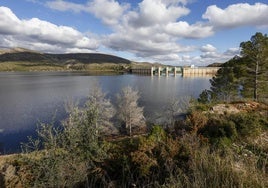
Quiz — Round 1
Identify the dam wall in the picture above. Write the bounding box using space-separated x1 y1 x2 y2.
131 66 221 77
182 67 220 76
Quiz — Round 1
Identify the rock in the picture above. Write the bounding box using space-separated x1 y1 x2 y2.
210 104 240 114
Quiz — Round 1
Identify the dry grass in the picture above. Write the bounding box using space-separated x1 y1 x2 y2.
0 61 66 72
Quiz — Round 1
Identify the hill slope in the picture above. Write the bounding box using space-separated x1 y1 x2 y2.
0 51 131 65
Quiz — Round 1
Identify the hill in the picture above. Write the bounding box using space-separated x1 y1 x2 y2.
0 51 131 65
0 48 132 72
207 62 223 67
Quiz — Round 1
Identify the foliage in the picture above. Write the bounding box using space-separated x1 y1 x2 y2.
185 110 208 135
197 117 237 146
240 32 268 101
198 89 211 104
199 32 268 103
227 112 263 137
20 89 113 187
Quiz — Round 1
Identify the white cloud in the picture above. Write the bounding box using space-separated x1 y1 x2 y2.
203 3 268 28
4 1 266 66
223 47 240 56
46 0 129 25
65 48 96 53
165 22 214 39
0 6 98 52
161 0 190 6
127 0 190 27
87 0 129 25
44 0 213 62
46 0 84 13
152 54 181 62
104 25 195 59
198 47 239 65
104 0 206 60
200 44 217 52
0 6 20 34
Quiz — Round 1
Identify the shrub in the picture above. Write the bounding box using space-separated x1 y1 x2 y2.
228 113 262 137
21 100 111 187
198 118 237 140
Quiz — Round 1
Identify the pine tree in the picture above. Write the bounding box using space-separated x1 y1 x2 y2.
209 66 237 102
240 32 268 101
199 32 268 103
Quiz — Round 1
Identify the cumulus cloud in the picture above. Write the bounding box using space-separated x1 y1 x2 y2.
103 1 263 64
162 46 240 66
103 0 212 60
162 0 190 6
45 0 211 60
198 47 239 65
0 7 20 34
43 0 216 63
105 31 194 58
46 0 129 25
223 47 240 56
200 44 217 52
127 0 190 27
87 0 129 25
3 1 267 65
165 22 214 39
46 0 84 13
203 3 268 28
0 6 98 53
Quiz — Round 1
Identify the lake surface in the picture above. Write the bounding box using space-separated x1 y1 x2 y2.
0 72 211 153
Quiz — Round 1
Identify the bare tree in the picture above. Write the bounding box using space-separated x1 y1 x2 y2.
116 86 145 136
86 83 116 135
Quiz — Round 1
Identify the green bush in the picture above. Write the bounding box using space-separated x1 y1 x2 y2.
228 113 262 137
198 118 237 142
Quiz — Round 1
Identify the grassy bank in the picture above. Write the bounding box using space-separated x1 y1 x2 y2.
0 61 130 72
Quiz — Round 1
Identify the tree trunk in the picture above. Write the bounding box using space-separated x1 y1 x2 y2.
254 60 259 101
129 124 132 137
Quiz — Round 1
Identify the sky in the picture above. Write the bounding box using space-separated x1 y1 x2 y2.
0 0 268 66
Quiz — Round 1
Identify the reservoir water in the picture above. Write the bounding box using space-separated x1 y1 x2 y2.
0 72 211 153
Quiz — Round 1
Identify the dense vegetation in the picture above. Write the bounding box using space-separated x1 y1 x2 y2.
0 33 268 187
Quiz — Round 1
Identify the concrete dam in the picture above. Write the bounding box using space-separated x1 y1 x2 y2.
131 66 220 77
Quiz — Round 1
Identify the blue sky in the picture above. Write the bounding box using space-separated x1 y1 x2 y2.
0 0 267 65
